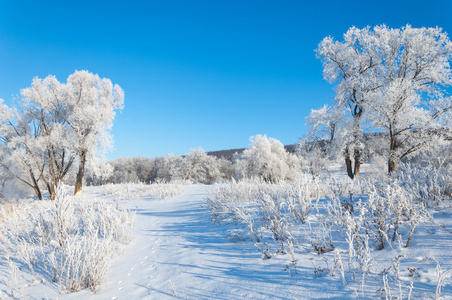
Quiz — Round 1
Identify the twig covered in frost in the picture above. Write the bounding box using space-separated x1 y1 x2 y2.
435 260 452 299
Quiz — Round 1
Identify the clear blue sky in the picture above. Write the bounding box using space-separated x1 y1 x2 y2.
1 0 451 159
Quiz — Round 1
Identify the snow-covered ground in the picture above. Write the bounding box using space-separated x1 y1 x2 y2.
1 183 451 299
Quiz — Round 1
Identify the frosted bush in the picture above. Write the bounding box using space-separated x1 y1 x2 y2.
206 166 443 297
0 185 135 293
49 234 118 293
395 163 452 207
206 176 323 256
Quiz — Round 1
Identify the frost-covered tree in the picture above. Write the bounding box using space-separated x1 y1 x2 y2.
0 82 75 200
317 26 381 179
299 105 346 176
303 105 349 168
179 147 229 183
61 71 124 195
0 99 47 199
235 135 301 182
0 71 123 199
367 25 452 172
305 104 346 144
102 150 233 185
317 24 452 174
181 147 233 183
180 147 209 183
106 156 155 184
108 157 141 183
19 76 76 199
154 154 184 182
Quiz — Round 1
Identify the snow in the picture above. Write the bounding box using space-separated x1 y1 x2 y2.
1 183 451 299
62 185 350 299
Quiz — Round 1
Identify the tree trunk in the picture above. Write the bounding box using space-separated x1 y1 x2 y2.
74 149 87 196
344 147 354 180
388 131 397 174
29 171 43 200
353 148 361 180
48 184 56 200
388 158 397 174
33 186 43 200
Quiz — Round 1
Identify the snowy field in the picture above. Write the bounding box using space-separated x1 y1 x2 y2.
0 177 451 299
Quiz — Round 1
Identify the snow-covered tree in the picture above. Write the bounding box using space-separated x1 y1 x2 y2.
180 147 233 184
0 80 76 200
317 26 381 179
178 147 229 183
61 71 124 195
235 135 301 182
102 150 233 185
0 71 123 199
180 147 209 183
301 104 350 174
0 99 47 199
367 25 452 172
19 76 76 199
317 24 452 174
106 156 155 184
154 154 184 182
305 104 346 144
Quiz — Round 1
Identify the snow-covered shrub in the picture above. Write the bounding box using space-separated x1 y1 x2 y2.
365 184 423 250
48 234 118 293
325 179 427 251
235 135 301 183
206 176 322 257
207 168 438 296
395 163 452 207
0 185 135 293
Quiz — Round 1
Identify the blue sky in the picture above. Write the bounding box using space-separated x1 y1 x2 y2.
1 0 451 159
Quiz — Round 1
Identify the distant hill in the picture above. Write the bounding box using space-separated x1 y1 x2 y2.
206 144 297 161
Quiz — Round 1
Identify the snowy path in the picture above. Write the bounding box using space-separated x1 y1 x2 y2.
41 185 350 299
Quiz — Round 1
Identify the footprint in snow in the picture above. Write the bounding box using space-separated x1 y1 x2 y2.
118 281 123 284
128 273 132 276
118 287 124 291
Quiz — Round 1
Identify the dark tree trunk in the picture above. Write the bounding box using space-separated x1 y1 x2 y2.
344 147 354 180
48 184 56 200
353 148 361 180
74 149 87 196
33 186 43 200
29 171 43 200
388 130 398 174
388 158 397 174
